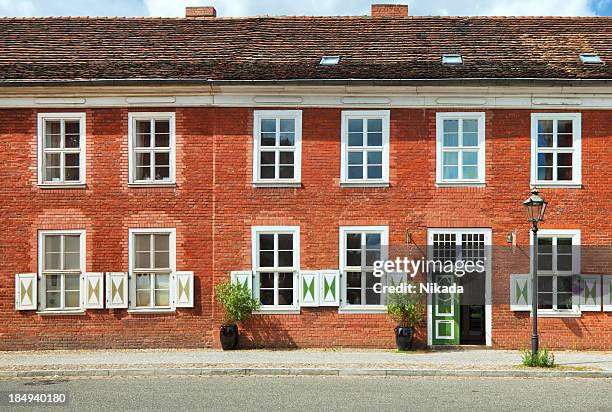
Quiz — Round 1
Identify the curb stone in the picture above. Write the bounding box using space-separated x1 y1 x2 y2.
0 368 609 379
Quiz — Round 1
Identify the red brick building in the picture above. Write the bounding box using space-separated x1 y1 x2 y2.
1 5 611 350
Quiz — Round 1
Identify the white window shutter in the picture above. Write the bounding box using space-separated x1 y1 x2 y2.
15 273 37 310
175 271 194 308
230 271 253 292
580 275 602 311
83 272 104 309
510 274 531 311
603 276 612 312
106 272 128 309
299 271 319 307
320 270 340 306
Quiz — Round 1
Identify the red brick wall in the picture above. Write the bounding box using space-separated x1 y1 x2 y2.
0 106 610 350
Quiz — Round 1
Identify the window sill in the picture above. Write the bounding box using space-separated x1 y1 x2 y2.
531 182 582 189
254 307 301 315
36 310 86 316
252 181 302 188
38 183 86 189
128 182 176 188
127 308 176 314
340 181 390 188
534 310 582 318
436 182 486 188
338 306 387 315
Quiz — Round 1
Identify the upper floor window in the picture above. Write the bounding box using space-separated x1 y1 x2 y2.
252 226 300 310
37 113 86 186
436 112 485 185
531 113 582 187
341 111 390 187
129 229 176 310
253 110 302 187
39 230 85 311
128 113 175 185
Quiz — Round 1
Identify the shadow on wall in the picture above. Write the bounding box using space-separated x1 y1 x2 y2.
238 317 297 349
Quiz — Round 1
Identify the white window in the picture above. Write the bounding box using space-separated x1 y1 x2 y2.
252 226 299 310
531 113 582 187
38 230 85 311
532 229 580 314
253 110 302 187
341 111 390 186
129 228 176 310
37 113 86 186
128 113 176 185
436 112 485 185
339 226 388 311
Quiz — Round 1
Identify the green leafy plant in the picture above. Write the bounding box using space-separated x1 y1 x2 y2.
386 291 425 328
215 281 260 325
521 348 555 368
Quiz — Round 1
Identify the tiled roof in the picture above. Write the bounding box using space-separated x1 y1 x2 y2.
0 16 610 85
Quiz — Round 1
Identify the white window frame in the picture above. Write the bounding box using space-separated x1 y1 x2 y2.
436 112 486 186
340 110 390 187
37 112 86 187
37 229 86 313
128 228 176 312
128 112 176 186
339 226 389 314
530 229 581 317
530 113 582 187
251 226 300 313
253 110 302 187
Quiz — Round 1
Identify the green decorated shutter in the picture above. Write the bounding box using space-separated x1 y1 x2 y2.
299 271 319 307
175 271 194 308
320 270 340 306
15 273 37 310
83 272 104 309
230 271 253 293
106 272 128 309
579 275 601 311
510 274 532 311
603 276 612 312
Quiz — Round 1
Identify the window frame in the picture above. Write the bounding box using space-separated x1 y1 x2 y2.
251 226 300 313
252 110 302 187
530 229 581 316
435 112 486 186
128 112 176 186
339 226 389 314
37 112 87 187
37 229 86 312
128 228 176 312
340 110 390 187
530 113 582 188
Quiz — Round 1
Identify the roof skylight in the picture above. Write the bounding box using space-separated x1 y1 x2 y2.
319 56 341 66
579 53 602 64
442 54 463 65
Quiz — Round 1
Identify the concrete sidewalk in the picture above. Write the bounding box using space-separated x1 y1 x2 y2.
0 349 610 379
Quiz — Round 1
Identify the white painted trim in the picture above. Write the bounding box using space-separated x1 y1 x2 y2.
127 112 176 185
128 228 177 310
340 110 390 186
339 225 389 313
435 320 455 340
252 110 302 186
251 226 300 312
530 113 582 187
37 229 86 312
37 112 86 187
435 112 486 185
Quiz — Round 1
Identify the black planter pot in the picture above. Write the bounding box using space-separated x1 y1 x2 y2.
220 324 239 350
394 326 415 351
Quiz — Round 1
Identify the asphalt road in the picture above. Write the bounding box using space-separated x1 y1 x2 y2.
0 375 611 412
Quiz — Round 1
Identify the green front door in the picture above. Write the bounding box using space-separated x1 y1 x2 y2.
432 273 460 345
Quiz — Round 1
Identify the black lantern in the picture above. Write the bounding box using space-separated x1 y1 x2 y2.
523 188 548 223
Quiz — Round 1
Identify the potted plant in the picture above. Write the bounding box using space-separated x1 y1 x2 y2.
215 281 260 350
386 290 425 351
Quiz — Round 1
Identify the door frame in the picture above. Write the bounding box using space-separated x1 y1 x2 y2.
426 228 492 347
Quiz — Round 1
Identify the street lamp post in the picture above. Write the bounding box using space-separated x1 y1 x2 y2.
523 188 548 355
